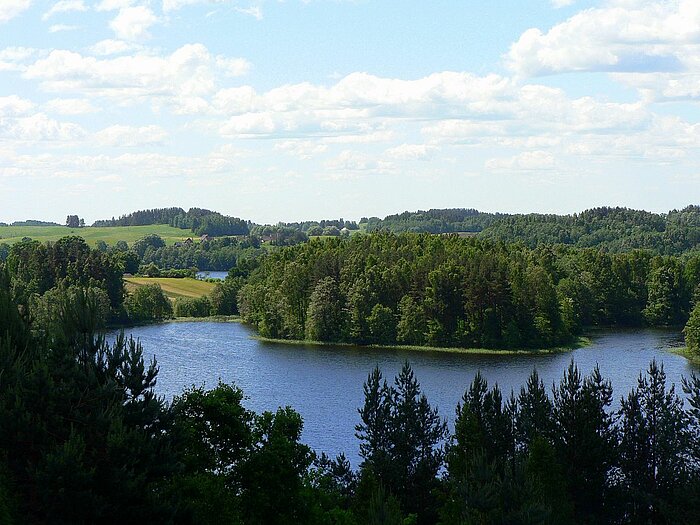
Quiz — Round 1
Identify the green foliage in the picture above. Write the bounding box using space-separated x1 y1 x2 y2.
618 360 692 522
29 285 111 336
210 275 245 315
240 232 700 349
684 302 700 353
6 236 124 311
0 280 174 523
356 364 448 524
124 283 173 322
367 304 396 345
305 277 342 342
174 296 212 318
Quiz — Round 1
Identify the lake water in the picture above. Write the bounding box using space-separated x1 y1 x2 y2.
113 322 696 464
195 271 229 280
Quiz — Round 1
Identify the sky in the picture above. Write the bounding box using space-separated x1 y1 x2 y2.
1 0 700 224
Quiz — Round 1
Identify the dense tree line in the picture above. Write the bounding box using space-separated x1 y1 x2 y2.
362 206 700 254
239 233 700 349
140 235 263 271
92 207 250 237
6 236 124 311
2 220 61 227
363 208 500 234
2 276 700 523
3 236 179 325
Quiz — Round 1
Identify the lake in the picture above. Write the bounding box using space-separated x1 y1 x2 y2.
195 271 229 280
114 322 695 464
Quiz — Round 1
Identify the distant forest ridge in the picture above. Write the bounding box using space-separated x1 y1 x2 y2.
88 204 700 254
0 220 61 227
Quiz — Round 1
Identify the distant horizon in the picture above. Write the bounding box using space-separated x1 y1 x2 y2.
3 201 699 228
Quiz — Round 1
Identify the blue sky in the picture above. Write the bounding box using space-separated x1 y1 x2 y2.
1 0 700 224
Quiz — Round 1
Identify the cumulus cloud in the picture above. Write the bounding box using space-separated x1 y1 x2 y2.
385 143 437 160
0 0 31 24
485 151 557 171
95 124 167 146
44 98 99 115
275 140 327 159
88 39 142 56
43 1 87 21
507 1 700 77
49 24 79 33
109 6 159 41
96 0 135 11
0 113 85 141
0 95 35 116
23 44 248 112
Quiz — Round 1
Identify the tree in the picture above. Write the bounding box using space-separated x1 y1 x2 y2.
124 283 173 321
516 368 553 447
618 360 691 522
552 361 615 521
684 302 700 353
65 215 80 228
367 304 396 345
356 363 447 524
396 295 426 346
210 276 245 315
305 277 342 342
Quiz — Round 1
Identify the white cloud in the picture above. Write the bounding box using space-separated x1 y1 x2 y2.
43 1 87 21
0 0 31 24
275 140 327 159
109 6 158 41
1 113 85 141
88 39 142 56
49 24 79 32
507 1 700 77
215 56 251 77
220 112 276 136
96 0 134 11
0 95 35 116
44 98 99 115
325 150 392 173
551 0 574 8
95 124 167 147
235 5 262 20
386 143 437 160
23 44 245 112
485 151 557 171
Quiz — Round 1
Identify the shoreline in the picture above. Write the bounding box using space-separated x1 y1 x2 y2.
671 346 700 365
251 335 592 356
107 315 241 330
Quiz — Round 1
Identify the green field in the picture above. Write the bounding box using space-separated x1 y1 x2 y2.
0 224 193 247
124 277 216 300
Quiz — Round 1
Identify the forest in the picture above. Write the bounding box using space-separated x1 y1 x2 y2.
363 206 700 254
238 233 700 349
2 274 700 524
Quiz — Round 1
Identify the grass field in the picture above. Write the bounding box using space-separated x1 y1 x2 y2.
0 224 193 247
124 277 216 300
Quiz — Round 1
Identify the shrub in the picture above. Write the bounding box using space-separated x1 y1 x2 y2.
125 283 173 322
175 296 212 318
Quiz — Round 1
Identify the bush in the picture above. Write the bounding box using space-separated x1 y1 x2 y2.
174 296 212 318
210 276 245 315
125 284 173 322
684 302 700 353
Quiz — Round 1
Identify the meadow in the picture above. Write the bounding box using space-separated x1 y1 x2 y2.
124 277 216 300
0 224 193 246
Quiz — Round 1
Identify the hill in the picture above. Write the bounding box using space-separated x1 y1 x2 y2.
0 224 194 247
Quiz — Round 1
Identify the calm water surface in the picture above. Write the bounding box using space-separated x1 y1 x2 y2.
114 322 695 464
195 271 228 280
